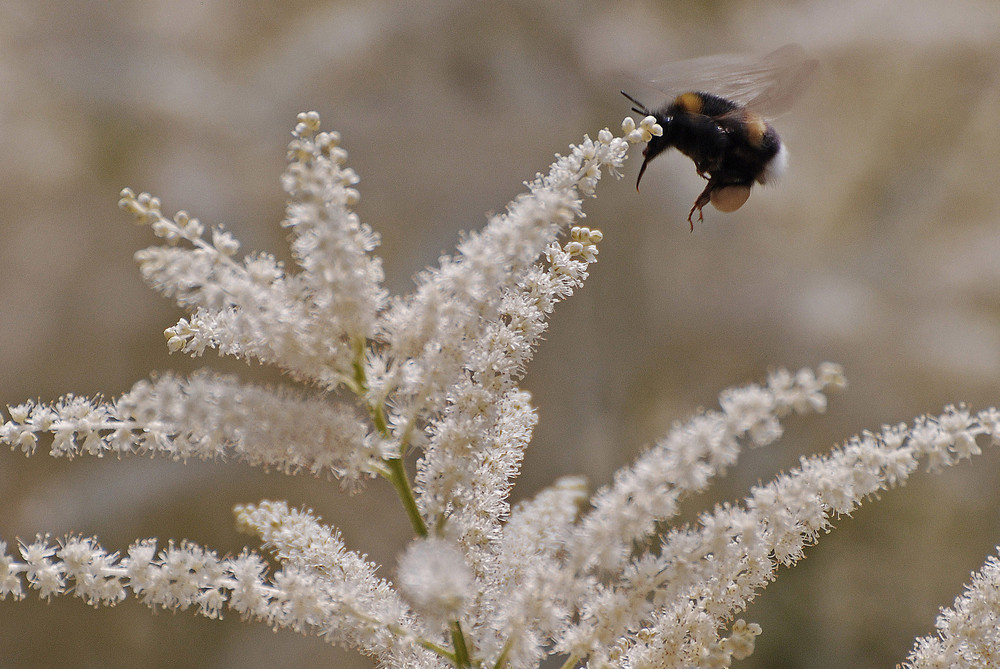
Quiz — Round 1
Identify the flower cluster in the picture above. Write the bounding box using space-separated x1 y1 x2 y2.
903 546 1000 668
3 111 1000 669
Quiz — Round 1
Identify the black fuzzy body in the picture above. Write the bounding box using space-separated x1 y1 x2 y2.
626 90 784 226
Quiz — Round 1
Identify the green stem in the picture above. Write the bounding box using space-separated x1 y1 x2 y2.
346 336 380 426
492 638 514 669
557 654 580 669
350 336 368 395
348 344 425 535
414 637 456 664
349 339 473 663
384 456 427 537
372 400 389 436
451 620 473 668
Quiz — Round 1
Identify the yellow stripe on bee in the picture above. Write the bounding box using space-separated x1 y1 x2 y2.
675 92 703 114
745 113 767 146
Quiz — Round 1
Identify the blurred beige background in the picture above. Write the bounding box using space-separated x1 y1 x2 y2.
2 1 1000 667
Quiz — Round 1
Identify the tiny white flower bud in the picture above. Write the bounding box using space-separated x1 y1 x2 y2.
640 115 663 137
212 229 240 256
150 219 174 239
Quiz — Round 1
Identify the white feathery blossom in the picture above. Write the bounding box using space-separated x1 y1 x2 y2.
902 548 1000 668
565 362 846 578
0 532 433 664
2 112 643 666
600 405 996 669
397 538 475 624
376 130 630 445
438 389 538 573
1 370 379 480
4 109 1000 669
0 541 24 601
235 501 423 660
121 111 385 391
415 227 600 553
481 476 590 668
280 112 387 341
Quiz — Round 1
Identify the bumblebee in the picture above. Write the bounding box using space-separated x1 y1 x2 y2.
623 44 818 229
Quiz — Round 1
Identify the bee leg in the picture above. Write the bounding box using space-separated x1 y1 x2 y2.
686 202 705 231
688 183 713 231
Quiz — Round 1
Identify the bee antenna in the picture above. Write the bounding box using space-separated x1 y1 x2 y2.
620 90 650 116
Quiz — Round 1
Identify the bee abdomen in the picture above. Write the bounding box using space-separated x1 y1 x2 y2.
758 140 788 185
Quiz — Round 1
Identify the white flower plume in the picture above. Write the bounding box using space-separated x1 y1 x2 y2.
3 111 1000 669
1 371 379 480
902 545 1000 668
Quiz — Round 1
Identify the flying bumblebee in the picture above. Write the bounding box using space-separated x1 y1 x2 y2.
622 44 819 229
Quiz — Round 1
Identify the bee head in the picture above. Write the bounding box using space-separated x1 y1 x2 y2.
619 91 675 190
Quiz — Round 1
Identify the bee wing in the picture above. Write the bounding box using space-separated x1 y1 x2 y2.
640 44 819 117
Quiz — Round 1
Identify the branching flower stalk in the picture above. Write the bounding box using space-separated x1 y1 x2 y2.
3 110 1000 668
